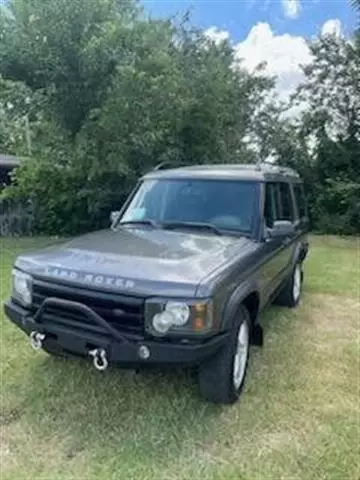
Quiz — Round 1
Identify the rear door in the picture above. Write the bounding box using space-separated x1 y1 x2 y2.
292 182 309 231
276 181 297 274
260 181 296 302
292 181 310 256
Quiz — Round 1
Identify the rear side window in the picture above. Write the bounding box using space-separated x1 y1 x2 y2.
293 183 307 218
277 183 294 222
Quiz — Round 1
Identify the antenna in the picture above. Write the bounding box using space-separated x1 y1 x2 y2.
151 161 187 172
255 156 262 171
152 162 170 171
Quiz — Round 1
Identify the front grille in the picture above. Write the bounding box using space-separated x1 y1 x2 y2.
31 279 145 336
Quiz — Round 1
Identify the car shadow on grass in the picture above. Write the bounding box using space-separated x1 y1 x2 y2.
15 301 302 463
18 350 225 459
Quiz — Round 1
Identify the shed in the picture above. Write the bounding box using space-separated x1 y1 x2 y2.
0 154 20 187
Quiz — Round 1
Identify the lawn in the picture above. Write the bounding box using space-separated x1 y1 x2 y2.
1 236 359 480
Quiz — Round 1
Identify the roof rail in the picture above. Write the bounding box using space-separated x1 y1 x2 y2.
253 161 300 178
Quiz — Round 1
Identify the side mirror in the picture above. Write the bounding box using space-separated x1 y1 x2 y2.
269 220 295 238
110 210 121 225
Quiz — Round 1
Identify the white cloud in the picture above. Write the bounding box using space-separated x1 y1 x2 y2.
233 22 312 101
205 19 342 109
321 19 342 37
204 27 230 46
281 0 301 19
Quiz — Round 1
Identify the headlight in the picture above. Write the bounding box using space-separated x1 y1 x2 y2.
152 302 190 334
145 299 213 337
12 269 32 306
152 310 176 335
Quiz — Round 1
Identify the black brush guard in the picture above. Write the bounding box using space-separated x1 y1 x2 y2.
4 298 229 367
31 297 135 346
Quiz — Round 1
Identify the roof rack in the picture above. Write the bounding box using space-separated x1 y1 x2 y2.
146 161 300 178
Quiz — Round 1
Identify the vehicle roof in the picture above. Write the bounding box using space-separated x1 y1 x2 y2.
143 163 302 182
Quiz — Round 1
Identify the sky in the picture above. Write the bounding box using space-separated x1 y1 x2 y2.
142 0 357 100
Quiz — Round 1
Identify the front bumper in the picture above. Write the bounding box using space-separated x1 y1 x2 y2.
3 300 228 366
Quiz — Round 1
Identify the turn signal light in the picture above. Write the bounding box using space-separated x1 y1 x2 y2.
193 317 205 331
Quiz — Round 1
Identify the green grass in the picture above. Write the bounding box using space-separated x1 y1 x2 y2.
306 235 360 296
1 236 359 480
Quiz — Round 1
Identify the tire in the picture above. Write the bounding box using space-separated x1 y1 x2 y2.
274 262 303 308
198 305 251 404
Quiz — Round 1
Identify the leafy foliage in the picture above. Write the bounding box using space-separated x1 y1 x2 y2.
0 0 359 235
0 77 36 155
1 0 273 233
277 35 360 234
0 0 138 136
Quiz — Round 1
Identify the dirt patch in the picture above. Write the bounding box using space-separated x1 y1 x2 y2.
0 439 13 472
298 294 360 337
0 424 19 473
0 406 23 426
192 293 360 473
0 422 89 476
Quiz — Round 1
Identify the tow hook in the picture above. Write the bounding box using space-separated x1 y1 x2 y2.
29 331 46 351
89 348 108 372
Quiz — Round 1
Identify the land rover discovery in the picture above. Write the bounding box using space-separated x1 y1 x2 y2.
4 163 309 404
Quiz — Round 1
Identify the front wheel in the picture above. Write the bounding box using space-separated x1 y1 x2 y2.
198 305 251 404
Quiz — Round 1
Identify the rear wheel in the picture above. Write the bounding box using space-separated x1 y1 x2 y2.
274 262 303 308
198 305 251 404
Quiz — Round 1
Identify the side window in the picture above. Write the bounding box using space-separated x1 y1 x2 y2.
277 182 294 222
264 183 278 227
293 184 307 218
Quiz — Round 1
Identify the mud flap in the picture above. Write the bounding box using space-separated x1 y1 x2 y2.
250 323 263 347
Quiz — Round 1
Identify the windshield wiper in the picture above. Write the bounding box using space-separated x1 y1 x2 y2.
119 219 160 229
162 221 223 236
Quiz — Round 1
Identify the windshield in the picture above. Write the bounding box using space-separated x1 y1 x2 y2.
119 178 259 235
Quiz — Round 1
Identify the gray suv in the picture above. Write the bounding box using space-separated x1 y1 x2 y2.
4 163 309 404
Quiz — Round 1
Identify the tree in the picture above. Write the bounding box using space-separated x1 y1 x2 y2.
351 0 360 47
295 35 359 142
0 77 34 155
0 0 139 136
1 1 273 234
3 0 357 235
287 34 360 233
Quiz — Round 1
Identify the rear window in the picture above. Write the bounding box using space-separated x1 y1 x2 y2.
277 183 294 222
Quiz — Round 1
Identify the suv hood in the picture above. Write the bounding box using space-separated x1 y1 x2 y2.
15 228 256 297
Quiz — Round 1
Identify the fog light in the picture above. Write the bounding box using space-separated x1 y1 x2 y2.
138 345 150 360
